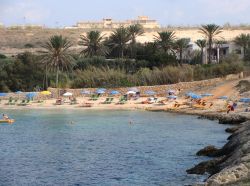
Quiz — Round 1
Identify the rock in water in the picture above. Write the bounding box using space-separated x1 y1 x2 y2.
196 145 219 157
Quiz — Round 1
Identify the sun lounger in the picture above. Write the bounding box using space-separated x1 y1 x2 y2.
117 96 127 104
17 99 30 106
103 97 114 104
70 98 78 105
89 95 99 101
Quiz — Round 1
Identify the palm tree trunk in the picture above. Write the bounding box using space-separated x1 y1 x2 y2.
208 39 212 64
121 47 124 59
56 66 59 88
180 49 183 65
243 47 246 59
201 49 204 64
45 63 48 89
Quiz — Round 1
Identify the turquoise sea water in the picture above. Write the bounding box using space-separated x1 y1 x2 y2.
0 109 229 186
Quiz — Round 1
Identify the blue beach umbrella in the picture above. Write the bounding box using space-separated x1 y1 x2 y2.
186 92 196 97
97 88 106 91
167 89 175 93
95 89 106 94
0 93 7 97
110 90 120 95
26 92 37 99
168 95 178 99
145 90 156 95
81 90 91 95
201 93 213 97
239 98 250 103
128 87 139 92
218 96 228 100
190 94 202 99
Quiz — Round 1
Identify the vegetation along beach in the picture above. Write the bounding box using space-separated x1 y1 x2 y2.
1 0 250 185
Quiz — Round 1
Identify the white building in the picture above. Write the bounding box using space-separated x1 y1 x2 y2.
65 16 160 29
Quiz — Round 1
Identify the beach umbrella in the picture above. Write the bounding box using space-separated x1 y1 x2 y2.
81 90 91 95
239 98 250 103
110 90 120 95
95 89 105 94
186 92 196 97
26 92 37 99
63 92 73 97
128 87 139 92
190 94 202 99
145 90 156 95
218 96 228 100
168 95 178 99
40 91 52 95
15 91 22 94
167 89 175 93
97 88 106 91
126 90 136 94
0 93 7 97
201 93 213 97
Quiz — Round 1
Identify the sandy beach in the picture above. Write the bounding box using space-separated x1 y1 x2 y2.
0 76 249 118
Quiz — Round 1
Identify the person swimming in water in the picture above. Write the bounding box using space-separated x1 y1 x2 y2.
2 114 9 120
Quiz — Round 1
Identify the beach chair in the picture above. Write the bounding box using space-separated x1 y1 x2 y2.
70 98 78 105
117 97 127 104
103 97 114 104
17 99 30 106
6 97 15 105
89 94 99 101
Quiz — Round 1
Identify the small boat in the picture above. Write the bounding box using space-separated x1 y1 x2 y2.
0 119 15 124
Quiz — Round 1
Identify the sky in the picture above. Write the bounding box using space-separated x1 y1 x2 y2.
0 0 250 27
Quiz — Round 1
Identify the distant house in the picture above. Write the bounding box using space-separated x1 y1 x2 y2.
64 16 160 29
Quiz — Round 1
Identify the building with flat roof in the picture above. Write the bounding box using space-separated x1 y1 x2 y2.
65 16 160 29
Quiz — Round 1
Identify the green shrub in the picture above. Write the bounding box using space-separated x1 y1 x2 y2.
0 53 7 59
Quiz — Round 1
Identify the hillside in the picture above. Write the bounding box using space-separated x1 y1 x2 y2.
1 27 250 56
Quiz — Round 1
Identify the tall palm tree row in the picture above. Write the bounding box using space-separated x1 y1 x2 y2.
78 30 108 57
233 33 250 58
154 31 176 53
199 24 223 64
195 39 207 64
40 35 75 88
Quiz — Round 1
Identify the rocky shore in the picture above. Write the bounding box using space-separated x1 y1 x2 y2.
183 112 250 186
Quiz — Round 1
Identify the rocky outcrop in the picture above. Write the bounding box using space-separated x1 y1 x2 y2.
188 121 250 185
187 157 225 175
206 163 250 186
225 126 241 133
198 113 248 125
196 146 220 157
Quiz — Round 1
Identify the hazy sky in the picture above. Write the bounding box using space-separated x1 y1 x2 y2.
0 0 250 27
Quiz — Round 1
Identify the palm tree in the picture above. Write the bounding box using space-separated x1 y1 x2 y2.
128 24 144 58
108 27 131 59
195 39 207 64
234 33 250 58
174 38 190 65
78 30 108 57
40 35 74 88
199 24 222 64
154 31 176 53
